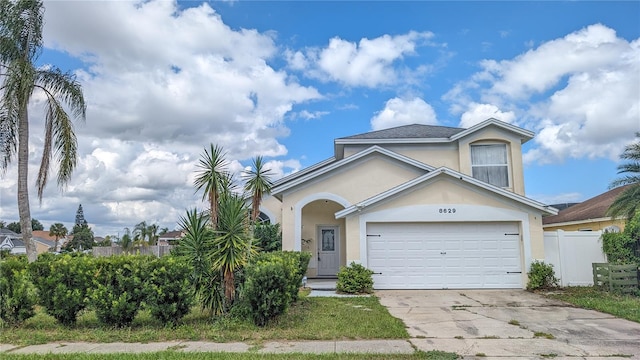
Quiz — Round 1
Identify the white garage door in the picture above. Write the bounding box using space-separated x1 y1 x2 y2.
367 222 522 289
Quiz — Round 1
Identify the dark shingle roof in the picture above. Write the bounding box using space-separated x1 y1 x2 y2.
339 124 465 140
543 185 631 225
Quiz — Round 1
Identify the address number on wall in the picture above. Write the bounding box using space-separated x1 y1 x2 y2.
438 208 457 214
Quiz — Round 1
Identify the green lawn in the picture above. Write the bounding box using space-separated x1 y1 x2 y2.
0 296 408 346
546 287 640 323
0 351 459 360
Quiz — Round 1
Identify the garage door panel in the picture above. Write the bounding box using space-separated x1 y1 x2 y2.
367 222 522 289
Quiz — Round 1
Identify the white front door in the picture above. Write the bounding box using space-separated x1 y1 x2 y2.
317 226 340 276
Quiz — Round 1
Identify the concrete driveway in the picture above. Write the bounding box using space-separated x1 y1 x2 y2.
377 290 640 358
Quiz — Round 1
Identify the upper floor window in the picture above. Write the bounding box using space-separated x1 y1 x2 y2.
471 144 509 187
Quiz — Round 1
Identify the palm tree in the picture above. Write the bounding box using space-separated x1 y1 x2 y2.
120 227 133 254
133 221 149 245
0 0 86 263
607 132 640 220
194 144 228 230
147 223 159 246
243 156 274 222
212 191 257 304
48 222 67 252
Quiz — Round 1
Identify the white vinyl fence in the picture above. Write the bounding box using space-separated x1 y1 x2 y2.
544 230 607 286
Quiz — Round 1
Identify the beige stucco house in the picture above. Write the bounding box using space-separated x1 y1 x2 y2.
261 118 557 289
543 185 629 233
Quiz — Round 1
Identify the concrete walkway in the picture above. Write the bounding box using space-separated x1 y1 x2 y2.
0 340 415 355
378 289 640 359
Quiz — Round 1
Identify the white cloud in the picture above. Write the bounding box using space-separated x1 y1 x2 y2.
446 23 639 164
1 1 322 235
371 97 438 131
459 103 516 128
527 192 584 206
288 31 435 88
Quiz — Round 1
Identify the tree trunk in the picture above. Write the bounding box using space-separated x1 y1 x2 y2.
18 106 37 263
224 268 235 304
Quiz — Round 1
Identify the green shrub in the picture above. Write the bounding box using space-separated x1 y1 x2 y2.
243 258 288 326
89 256 148 327
336 262 374 294
253 223 282 252
0 257 36 325
602 232 639 264
602 211 640 265
526 261 559 290
144 256 194 325
28 253 95 326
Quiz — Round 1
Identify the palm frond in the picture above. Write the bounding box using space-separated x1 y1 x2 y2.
608 133 640 220
243 155 274 221
606 184 640 220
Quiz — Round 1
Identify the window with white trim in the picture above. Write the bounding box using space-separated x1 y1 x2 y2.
471 144 509 187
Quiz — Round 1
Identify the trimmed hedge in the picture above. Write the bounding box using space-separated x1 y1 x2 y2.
24 254 194 327
0 257 36 325
29 253 95 326
144 256 194 325
89 256 149 327
242 251 311 326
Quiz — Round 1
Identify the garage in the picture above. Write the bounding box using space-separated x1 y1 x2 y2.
367 222 522 289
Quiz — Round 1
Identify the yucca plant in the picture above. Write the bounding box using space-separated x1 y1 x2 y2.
174 208 224 314
212 192 257 305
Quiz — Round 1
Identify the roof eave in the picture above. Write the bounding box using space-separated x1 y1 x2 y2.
336 167 557 218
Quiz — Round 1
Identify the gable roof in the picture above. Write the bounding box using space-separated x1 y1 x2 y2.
543 185 630 225
336 167 557 218
159 230 183 239
271 146 434 198
0 228 20 237
334 118 534 159
340 124 465 140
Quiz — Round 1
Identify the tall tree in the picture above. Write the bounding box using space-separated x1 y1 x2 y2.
0 0 86 262
194 144 228 230
31 218 43 230
243 156 274 222
607 132 640 220
147 223 159 246
74 204 88 226
133 221 149 245
48 222 67 251
120 227 133 253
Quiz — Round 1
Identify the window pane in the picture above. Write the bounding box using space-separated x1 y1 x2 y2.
471 144 507 165
471 144 509 187
322 229 335 251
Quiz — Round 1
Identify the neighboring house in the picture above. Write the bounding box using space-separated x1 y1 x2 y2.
32 230 67 251
158 230 184 246
1 229 56 254
543 186 629 233
1 229 26 254
262 118 557 290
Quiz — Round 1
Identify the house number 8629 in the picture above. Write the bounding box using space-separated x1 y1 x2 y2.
439 208 456 214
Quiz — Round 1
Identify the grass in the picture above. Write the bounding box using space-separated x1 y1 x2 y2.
0 352 459 360
533 332 555 339
545 287 640 323
0 296 408 346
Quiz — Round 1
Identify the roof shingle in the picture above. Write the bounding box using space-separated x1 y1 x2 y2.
543 185 631 225
339 124 465 140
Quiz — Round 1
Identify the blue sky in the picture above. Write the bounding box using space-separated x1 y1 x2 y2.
0 0 638 236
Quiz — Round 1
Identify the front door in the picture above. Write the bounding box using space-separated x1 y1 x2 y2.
317 226 340 276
